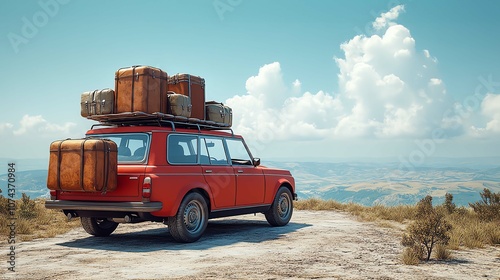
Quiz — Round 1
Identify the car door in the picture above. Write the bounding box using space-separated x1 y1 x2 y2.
225 138 265 205
200 136 236 208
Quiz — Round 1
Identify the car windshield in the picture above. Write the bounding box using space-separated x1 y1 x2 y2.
89 133 150 163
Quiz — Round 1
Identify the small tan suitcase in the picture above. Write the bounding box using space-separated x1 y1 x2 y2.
167 91 192 118
47 138 118 192
205 101 232 126
115 65 168 114
80 89 115 117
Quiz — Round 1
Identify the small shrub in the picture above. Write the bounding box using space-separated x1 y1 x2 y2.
433 244 452 260
469 188 500 222
483 222 500 245
16 218 34 235
402 247 421 265
401 196 452 261
443 193 456 214
18 193 37 219
0 196 10 215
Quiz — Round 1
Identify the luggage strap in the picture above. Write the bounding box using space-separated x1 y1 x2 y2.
102 140 110 195
91 90 98 115
80 140 86 191
56 140 64 191
131 66 136 111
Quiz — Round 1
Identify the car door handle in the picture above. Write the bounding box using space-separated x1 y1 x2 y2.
237 170 243 173
205 170 212 173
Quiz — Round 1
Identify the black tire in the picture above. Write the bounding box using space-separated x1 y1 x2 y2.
167 192 208 243
265 186 293 226
81 217 119 237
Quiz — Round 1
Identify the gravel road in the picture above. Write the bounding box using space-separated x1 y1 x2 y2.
2 210 499 279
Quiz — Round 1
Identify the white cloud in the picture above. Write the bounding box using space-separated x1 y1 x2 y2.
471 93 500 135
244 62 287 108
373 5 405 31
429 78 442 86
292 79 301 95
0 123 13 133
228 6 497 145
334 16 454 138
226 63 343 141
12 115 76 136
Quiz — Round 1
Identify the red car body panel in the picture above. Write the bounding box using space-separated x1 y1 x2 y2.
50 125 295 219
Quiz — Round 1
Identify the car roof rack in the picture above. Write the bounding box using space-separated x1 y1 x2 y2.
88 112 234 134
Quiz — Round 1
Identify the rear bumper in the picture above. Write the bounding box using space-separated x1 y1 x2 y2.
45 200 163 212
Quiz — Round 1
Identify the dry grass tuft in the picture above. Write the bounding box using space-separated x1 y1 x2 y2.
295 198 345 211
297 196 500 252
0 195 80 242
402 247 421 265
296 199 415 224
434 244 452 260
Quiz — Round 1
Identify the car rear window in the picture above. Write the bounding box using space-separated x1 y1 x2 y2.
90 133 150 163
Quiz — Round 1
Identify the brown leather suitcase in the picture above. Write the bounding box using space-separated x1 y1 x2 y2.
80 89 115 117
205 101 232 126
168 74 205 119
167 91 192 118
115 65 168 114
47 138 118 192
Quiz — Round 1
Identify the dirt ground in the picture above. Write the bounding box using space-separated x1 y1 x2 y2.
2 210 499 280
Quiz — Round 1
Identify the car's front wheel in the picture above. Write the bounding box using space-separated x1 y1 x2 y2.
81 217 119 237
167 192 208 243
265 186 293 226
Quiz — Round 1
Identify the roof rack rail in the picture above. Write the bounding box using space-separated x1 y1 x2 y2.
86 112 233 134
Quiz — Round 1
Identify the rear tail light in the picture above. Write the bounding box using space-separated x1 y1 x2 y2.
50 190 57 200
142 177 152 199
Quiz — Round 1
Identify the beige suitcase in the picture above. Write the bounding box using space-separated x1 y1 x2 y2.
47 138 118 192
205 101 232 126
80 89 115 117
167 91 191 118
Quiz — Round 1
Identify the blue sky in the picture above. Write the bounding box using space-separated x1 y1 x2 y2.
1 0 500 165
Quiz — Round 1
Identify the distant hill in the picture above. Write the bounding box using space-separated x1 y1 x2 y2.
0 158 49 171
1 160 499 206
265 161 500 206
0 169 49 199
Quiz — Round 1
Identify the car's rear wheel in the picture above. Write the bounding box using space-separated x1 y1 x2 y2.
167 192 208 243
265 186 293 226
81 217 119 237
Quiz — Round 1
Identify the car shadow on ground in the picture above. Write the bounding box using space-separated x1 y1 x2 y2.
57 219 311 252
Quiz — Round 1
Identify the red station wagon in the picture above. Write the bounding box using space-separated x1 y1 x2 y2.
46 120 296 242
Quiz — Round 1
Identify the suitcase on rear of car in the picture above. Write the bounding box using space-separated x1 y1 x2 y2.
47 138 118 192
168 74 205 119
167 91 191 118
80 89 115 117
205 101 232 126
115 65 168 114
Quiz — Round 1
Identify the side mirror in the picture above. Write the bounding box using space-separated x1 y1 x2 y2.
253 158 261 167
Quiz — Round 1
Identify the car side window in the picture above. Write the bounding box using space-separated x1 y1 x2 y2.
225 138 253 165
168 134 198 164
199 138 211 165
200 137 228 165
